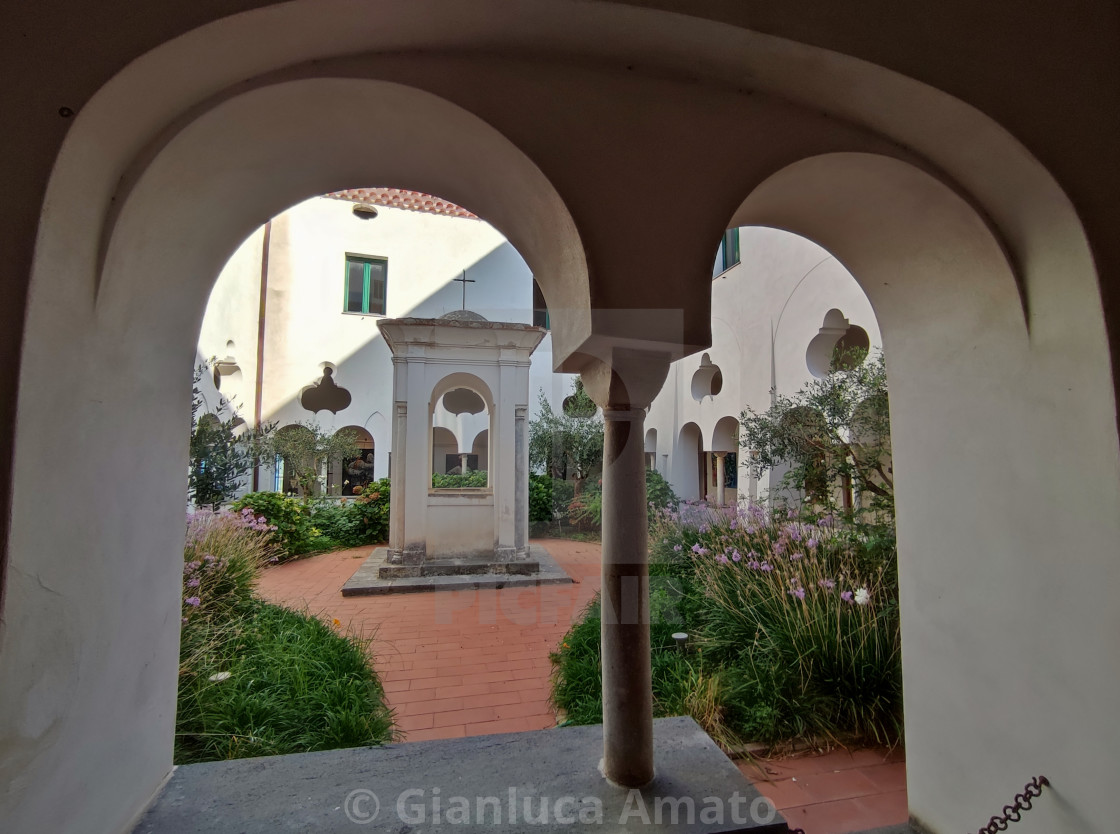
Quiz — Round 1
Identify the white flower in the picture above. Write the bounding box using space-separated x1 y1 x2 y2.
208 671 232 682
854 588 871 606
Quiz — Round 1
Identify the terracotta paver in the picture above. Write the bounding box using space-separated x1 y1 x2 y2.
738 747 908 834
256 538 601 742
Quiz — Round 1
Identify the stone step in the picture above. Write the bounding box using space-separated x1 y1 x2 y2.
378 560 540 579
342 544 574 597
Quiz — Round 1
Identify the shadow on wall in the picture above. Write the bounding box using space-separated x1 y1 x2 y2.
238 230 548 487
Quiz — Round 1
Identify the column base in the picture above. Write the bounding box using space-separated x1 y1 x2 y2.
386 544 426 565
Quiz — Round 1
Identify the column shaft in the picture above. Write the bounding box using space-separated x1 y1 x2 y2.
600 407 654 787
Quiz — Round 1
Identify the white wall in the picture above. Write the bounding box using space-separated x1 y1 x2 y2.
647 226 882 505
201 195 576 490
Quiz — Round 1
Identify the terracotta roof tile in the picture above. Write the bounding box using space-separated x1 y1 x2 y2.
326 188 478 219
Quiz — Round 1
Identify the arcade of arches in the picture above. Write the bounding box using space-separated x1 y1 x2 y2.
2 4 1120 834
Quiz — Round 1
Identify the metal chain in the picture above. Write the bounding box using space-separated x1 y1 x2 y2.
975 776 1049 834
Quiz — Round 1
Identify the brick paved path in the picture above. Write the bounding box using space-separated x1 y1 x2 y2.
258 539 908 833
256 538 601 742
738 747 908 834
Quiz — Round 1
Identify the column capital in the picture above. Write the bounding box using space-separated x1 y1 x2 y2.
580 348 671 410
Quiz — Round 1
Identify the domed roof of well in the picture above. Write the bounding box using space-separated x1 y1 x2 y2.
439 309 488 322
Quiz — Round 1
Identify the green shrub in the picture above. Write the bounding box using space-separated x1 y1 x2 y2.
645 469 678 514
231 492 313 558
346 479 391 544
552 502 901 748
431 470 488 489
529 473 554 526
176 600 396 763
529 475 577 532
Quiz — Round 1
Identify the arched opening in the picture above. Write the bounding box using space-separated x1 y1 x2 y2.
674 422 704 501
268 424 315 496
7 7 1119 831
430 376 494 490
690 352 724 400
327 426 375 496
727 150 1117 830
5 73 588 814
471 429 490 464
710 415 740 505
644 427 658 471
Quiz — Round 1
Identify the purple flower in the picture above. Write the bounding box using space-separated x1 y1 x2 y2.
690 543 704 554
187 577 200 588
747 559 761 569
788 526 802 542
806 538 819 549
787 508 796 519
818 579 836 590
790 552 803 561
673 544 682 553
772 541 786 556
718 555 730 564
760 561 773 572
185 596 201 607
698 524 709 534
731 550 742 562
729 519 738 530
788 587 806 600
841 590 854 603
203 554 216 563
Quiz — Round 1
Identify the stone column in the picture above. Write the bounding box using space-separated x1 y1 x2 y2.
582 349 670 789
386 367 407 564
514 404 528 558
714 452 727 506
459 452 469 473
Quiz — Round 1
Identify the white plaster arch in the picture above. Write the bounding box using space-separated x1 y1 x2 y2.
429 372 496 414
731 151 1120 833
674 422 704 502
710 416 739 455
644 427 658 455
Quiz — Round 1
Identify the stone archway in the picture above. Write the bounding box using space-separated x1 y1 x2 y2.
730 151 1119 831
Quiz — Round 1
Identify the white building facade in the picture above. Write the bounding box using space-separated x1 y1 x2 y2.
198 192 879 507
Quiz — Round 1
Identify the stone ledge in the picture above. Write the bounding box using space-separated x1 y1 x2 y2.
135 717 791 833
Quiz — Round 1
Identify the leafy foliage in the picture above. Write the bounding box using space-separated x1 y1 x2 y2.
268 421 362 498
188 362 274 509
529 474 576 530
231 492 314 558
431 470 488 489
312 479 392 548
529 380 603 492
740 349 892 518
